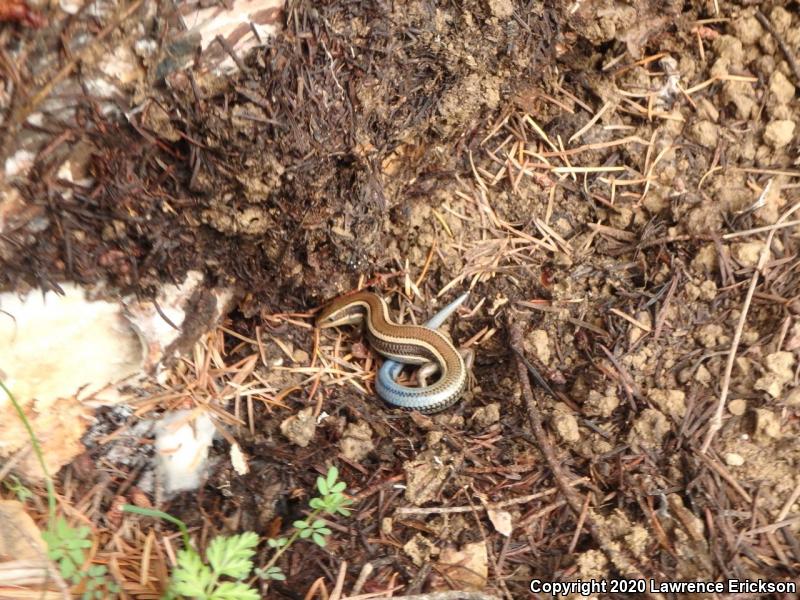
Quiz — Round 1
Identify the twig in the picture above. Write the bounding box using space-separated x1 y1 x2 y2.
508 321 666 600
755 10 800 86
700 201 800 453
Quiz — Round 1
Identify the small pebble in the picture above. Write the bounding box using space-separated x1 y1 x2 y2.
728 399 747 416
725 452 745 467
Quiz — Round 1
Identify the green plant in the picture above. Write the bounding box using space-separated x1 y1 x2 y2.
41 516 119 598
166 532 260 600
124 466 352 594
123 506 261 600
1 380 120 599
256 465 352 582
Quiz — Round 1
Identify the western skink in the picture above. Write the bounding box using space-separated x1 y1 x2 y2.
316 291 470 413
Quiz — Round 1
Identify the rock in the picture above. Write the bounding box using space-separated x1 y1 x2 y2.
695 323 725 348
381 517 393 535
699 280 717 301
691 244 718 273
426 430 444 446
724 452 744 467
722 80 756 119
487 508 513 537
694 364 712 385
764 120 795 149
728 399 747 415
755 374 785 398
292 349 309 364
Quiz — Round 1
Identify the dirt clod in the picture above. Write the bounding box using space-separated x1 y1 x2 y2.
648 389 686 420
403 448 460 506
279 407 316 448
552 403 580 443
627 409 670 452
339 421 374 462
753 408 782 441
470 403 501 429
763 119 796 148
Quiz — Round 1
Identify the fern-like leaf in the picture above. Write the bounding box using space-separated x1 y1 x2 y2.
170 548 212 597
209 581 260 600
206 532 259 580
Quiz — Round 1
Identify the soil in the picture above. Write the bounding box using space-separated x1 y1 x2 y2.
2 0 800 597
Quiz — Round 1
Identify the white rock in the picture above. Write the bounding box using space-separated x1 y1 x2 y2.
724 452 744 467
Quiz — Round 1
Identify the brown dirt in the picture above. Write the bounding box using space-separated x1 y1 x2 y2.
2 0 800 597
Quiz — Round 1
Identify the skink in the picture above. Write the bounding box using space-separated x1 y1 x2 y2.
316 291 470 413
